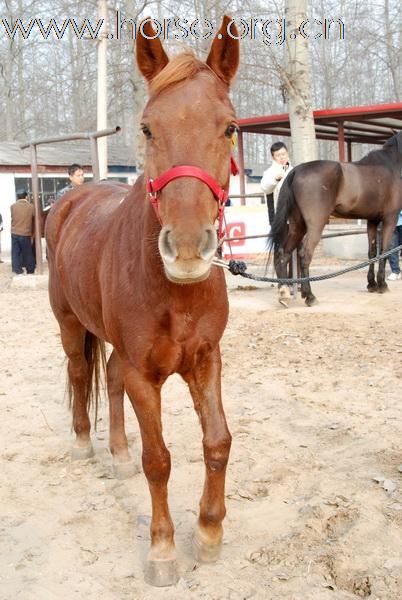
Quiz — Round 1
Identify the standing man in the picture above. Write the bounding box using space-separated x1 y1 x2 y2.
387 210 402 280
261 141 293 223
56 163 85 200
10 189 35 275
261 142 293 306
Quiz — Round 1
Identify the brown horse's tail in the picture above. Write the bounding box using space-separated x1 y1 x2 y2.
67 331 107 426
267 169 297 252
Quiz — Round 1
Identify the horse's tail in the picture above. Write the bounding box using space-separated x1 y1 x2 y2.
267 169 297 252
67 331 107 425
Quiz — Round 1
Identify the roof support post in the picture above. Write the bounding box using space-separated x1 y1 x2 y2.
237 130 246 206
338 121 345 161
30 144 43 275
347 140 352 162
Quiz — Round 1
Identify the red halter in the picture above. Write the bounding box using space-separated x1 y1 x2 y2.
146 156 239 239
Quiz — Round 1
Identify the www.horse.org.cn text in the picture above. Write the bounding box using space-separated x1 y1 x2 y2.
1 14 346 44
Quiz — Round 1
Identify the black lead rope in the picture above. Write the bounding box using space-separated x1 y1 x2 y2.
217 243 402 285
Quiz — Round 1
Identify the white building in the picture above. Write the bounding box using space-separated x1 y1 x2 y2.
0 141 136 252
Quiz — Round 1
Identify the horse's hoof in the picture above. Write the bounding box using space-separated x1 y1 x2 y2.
377 285 389 294
144 559 178 587
367 285 378 293
278 285 291 308
192 532 222 563
71 444 94 460
305 296 317 307
112 458 138 480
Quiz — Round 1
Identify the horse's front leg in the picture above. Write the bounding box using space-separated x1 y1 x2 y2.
367 221 378 292
124 368 177 587
184 346 231 563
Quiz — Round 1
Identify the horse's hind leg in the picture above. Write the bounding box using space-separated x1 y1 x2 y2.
274 246 292 306
107 350 137 479
367 221 378 292
274 215 305 307
299 227 325 306
59 316 94 459
274 246 291 303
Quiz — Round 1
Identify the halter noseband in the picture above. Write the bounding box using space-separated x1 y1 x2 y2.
146 156 239 239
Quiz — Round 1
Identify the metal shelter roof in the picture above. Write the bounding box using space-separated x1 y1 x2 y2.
238 102 402 146
0 140 133 169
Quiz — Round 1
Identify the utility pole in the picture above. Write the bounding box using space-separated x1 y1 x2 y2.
97 0 108 179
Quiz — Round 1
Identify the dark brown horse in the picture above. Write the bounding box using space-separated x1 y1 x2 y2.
45 17 239 586
270 132 402 306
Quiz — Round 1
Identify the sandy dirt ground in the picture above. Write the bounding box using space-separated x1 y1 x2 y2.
1 256 402 600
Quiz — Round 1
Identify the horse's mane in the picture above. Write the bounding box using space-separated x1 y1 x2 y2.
149 52 212 96
357 132 402 167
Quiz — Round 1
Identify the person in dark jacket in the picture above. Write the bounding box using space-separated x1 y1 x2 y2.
10 189 35 275
55 164 85 201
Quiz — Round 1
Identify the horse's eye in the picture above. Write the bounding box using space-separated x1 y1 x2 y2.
141 125 152 140
225 123 238 138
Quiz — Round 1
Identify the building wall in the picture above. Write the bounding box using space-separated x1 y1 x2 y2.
0 170 137 253
229 175 266 206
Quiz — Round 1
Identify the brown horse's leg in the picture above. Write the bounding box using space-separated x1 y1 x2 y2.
274 217 305 307
274 247 292 303
274 247 293 306
59 316 94 459
299 226 325 306
377 219 395 292
367 221 378 292
107 350 137 479
124 369 177 587
184 348 231 563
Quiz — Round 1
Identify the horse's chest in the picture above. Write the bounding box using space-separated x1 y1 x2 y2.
148 312 212 378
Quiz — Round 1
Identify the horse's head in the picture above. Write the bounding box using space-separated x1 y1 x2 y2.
136 16 239 283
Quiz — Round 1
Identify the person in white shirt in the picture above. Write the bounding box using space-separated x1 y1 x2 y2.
261 142 293 306
260 141 292 210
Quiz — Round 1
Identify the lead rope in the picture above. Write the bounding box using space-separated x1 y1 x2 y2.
212 243 402 284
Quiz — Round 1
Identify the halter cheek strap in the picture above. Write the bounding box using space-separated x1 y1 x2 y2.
146 157 239 239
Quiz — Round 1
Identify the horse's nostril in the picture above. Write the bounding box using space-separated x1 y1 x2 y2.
159 228 177 263
199 226 217 260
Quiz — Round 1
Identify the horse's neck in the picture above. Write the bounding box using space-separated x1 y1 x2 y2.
356 145 402 170
120 179 166 276
383 145 402 167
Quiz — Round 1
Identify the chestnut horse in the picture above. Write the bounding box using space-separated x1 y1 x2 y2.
45 17 239 587
270 131 402 306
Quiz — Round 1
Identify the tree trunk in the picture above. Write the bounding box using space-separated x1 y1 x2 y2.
282 0 317 165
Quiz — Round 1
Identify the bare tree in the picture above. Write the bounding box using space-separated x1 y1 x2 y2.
280 0 317 164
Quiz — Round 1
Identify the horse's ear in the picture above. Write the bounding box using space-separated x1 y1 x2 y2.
136 18 169 81
206 15 239 86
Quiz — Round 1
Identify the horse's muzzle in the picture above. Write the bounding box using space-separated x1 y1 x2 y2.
158 224 217 283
